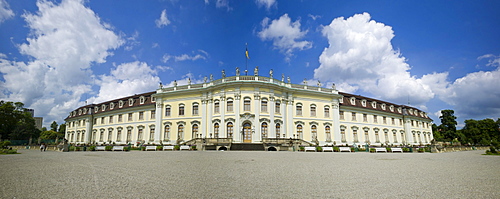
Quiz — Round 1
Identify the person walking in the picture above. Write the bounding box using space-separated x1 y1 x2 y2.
40 143 45 152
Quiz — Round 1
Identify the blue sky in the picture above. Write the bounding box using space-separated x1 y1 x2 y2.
1 0 499 128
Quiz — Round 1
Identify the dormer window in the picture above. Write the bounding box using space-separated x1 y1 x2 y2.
381 104 386 110
128 98 134 106
350 97 356 105
361 99 366 107
119 100 124 108
101 104 106 111
83 108 87 114
94 106 99 113
389 105 394 112
78 109 82 115
397 107 402 113
409 109 413 115
151 97 156 102
140 96 145 104
110 102 115 110
371 101 377 108
339 98 343 103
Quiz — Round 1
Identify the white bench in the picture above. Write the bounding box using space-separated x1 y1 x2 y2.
339 147 351 152
323 147 334 152
112 146 124 151
163 146 174 151
304 147 316 152
375 148 387 153
180 145 190 151
96 146 106 151
391 148 403 153
145 146 157 151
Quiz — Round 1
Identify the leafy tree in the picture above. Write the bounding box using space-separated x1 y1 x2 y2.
58 124 66 135
0 101 39 140
431 123 443 141
50 121 58 132
461 118 500 146
40 130 59 140
438 110 458 142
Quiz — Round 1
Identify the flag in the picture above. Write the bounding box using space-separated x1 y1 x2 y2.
245 44 250 59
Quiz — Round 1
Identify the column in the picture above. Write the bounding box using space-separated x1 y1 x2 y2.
332 100 341 145
220 95 226 137
269 96 275 138
254 93 260 142
403 117 413 144
286 96 293 138
154 101 163 144
84 117 92 144
234 93 241 142
207 98 213 138
201 98 207 138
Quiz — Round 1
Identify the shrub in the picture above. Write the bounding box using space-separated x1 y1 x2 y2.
69 146 75 151
299 146 305 151
369 148 375 153
140 146 146 151
316 146 323 152
350 147 355 152
402 147 410 152
0 140 12 148
418 148 424 153
0 149 18 154
105 145 113 151
124 146 130 151
156 145 163 151
89 145 96 151
75 146 81 151
333 146 340 152
191 145 197 150
386 147 391 152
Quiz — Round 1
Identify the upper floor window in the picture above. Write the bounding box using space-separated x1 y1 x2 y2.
192 103 199 115
139 111 144 120
118 114 123 122
151 110 156 119
110 102 115 109
128 98 134 106
101 117 105 124
165 105 171 117
261 122 268 138
351 112 356 121
363 114 368 122
214 101 220 114
296 103 302 116
340 111 344 120
374 115 378 123
118 100 124 108
128 113 133 121
275 101 281 114
109 116 113 124
310 104 316 117
139 96 145 104
226 99 233 112
179 104 185 116
261 99 268 112
383 116 387 124
244 98 251 111
324 106 330 118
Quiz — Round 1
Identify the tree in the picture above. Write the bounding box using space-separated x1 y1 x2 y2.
438 110 458 142
431 123 443 141
50 121 58 132
0 101 39 140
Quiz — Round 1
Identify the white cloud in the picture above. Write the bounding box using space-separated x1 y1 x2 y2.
0 0 14 23
165 73 204 87
124 31 140 51
255 0 277 10
90 61 160 104
314 12 447 106
308 14 321 20
156 9 171 28
0 0 123 126
478 54 500 67
163 50 209 62
216 0 232 11
258 14 312 61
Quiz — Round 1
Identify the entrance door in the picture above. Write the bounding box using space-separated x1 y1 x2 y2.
243 123 252 143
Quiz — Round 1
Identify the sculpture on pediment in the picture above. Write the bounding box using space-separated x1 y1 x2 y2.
222 70 226 78
269 69 273 78
281 74 285 82
204 76 207 83
236 67 240 76
210 74 214 82
188 78 191 85
173 80 177 87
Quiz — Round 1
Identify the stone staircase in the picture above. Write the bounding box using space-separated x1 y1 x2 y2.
230 143 265 151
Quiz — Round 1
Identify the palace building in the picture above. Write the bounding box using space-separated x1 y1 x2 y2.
64 67 433 150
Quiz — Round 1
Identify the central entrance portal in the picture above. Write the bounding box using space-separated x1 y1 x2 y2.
243 123 252 143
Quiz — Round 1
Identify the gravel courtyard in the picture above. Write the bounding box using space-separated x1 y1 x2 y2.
1 149 499 198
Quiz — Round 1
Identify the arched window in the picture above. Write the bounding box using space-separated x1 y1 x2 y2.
192 124 199 138
311 125 317 141
261 122 268 138
275 123 281 138
164 125 170 141
375 128 380 143
192 103 199 115
296 125 303 139
364 128 369 143
324 106 330 118
179 104 185 116
214 123 219 138
116 128 122 142
165 105 171 117
226 99 233 112
393 130 398 143
126 128 132 142
296 103 302 116
137 128 143 141
275 100 281 114
227 122 233 138
81 131 85 142
244 98 251 111
178 125 184 141
149 127 155 141
353 128 358 143
108 128 113 142
325 126 331 142
310 104 316 117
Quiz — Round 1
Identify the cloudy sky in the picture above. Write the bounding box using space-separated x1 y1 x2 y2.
1 0 499 128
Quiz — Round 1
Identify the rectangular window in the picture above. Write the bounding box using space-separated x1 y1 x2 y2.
374 115 378 123
324 107 329 118
118 114 122 122
116 129 122 142
109 116 113 124
226 101 233 112
340 111 344 120
128 113 133 121
101 117 105 124
391 118 395 125
139 112 144 120
214 102 220 114
351 112 356 121
363 114 367 122
296 106 302 116
165 107 171 117
383 116 387 124
275 102 280 114
244 100 251 111
261 101 268 112
151 110 156 119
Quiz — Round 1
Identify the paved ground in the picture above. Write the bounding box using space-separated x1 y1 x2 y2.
1 149 499 198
